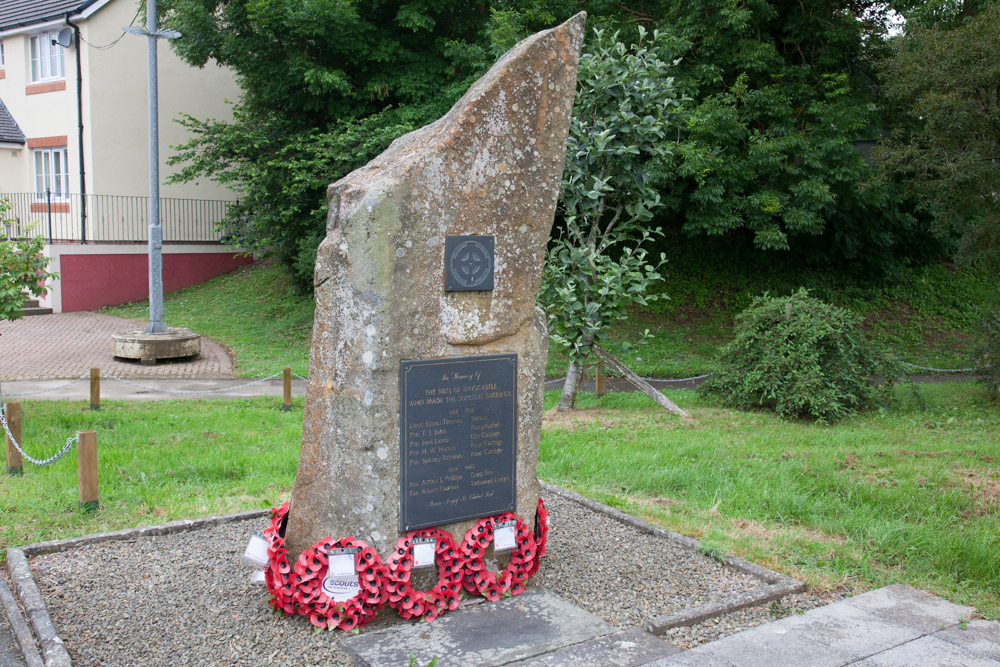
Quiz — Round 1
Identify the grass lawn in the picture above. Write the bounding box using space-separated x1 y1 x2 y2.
3 383 997 618
540 382 1000 617
1 398 303 555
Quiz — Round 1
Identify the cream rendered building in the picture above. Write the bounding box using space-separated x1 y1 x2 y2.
0 0 250 312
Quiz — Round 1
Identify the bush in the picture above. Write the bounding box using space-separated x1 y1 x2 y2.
974 311 1000 399
700 289 897 421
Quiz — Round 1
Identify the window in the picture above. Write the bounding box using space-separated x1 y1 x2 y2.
34 147 69 198
29 32 65 83
1 39 5 67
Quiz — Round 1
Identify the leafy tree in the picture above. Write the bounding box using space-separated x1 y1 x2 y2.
162 0 621 289
538 27 683 411
0 199 57 322
649 0 923 273
875 3 1000 270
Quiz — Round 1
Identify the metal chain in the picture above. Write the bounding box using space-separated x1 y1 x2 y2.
0 406 78 466
293 372 309 382
5 375 89 398
901 362 981 374
100 371 283 395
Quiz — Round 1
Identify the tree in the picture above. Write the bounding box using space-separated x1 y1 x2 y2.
650 0 923 273
0 199 57 322
538 27 684 412
162 0 623 289
875 3 1000 270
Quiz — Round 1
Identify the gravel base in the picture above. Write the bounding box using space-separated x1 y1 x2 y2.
25 490 820 665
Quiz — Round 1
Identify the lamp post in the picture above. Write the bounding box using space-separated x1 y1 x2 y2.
123 0 179 334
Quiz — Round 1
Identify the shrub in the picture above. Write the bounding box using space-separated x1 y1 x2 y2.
974 311 1000 399
700 289 897 421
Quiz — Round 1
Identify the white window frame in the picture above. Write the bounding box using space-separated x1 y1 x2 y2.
29 32 65 83
34 147 70 199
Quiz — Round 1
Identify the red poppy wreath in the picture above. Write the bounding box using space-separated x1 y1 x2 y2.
262 502 297 616
292 537 387 631
385 528 464 621
527 497 549 576
460 512 537 601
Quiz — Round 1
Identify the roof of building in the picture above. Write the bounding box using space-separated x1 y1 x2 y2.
0 0 102 32
0 98 26 145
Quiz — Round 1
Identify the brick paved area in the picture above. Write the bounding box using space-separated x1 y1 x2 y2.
0 313 233 380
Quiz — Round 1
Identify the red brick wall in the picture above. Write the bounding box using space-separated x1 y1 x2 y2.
59 252 253 312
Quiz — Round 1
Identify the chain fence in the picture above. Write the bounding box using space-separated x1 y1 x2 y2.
4 375 89 398
0 405 78 466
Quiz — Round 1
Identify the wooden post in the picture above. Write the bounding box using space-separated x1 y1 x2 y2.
595 362 605 397
4 402 23 476
282 367 292 412
90 367 100 411
77 430 98 512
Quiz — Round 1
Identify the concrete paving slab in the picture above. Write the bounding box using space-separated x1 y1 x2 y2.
842 584 975 634
646 585 982 667
509 627 681 666
855 634 1000 666
934 620 1000 662
341 590 614 667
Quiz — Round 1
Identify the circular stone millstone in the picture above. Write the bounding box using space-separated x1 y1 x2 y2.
111 328 201 364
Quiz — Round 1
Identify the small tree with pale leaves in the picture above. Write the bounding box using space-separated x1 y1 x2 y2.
539 27 684 411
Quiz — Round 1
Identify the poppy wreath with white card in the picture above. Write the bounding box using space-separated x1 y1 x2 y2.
460 512 537 601
292 537 387 631
262 502 297 616
385 528 464 620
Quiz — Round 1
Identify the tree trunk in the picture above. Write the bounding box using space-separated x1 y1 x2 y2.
591 344 689 418
557 359 584 411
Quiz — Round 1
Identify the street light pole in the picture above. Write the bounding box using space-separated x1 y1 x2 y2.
124 0 179 334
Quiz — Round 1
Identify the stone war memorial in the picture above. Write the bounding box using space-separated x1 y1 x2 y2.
258 13 586 630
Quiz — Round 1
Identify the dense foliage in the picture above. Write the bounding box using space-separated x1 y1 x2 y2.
648 0 924 272
875 2 1000 270
700 289 897 420
163 0 927 290
0 200 57 322
163 0 615 289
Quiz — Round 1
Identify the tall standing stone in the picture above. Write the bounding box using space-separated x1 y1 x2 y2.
284 13 586 561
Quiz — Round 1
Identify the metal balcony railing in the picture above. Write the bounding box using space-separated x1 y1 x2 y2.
0 192 237 244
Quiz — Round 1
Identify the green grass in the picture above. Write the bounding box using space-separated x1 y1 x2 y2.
101 259 996 381
1 398 303 558
539 382 1000 617
103 262 314 377
4 384 997 618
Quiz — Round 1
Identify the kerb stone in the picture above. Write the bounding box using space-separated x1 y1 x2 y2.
285 13 586 560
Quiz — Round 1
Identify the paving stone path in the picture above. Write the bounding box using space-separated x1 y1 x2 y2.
0 313 232 380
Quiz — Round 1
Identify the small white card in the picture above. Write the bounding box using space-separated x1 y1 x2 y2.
322 575 361 602
249 569 266 584
328 553 355 577
494 522 516 551
412 539 436 568
241 530 269 568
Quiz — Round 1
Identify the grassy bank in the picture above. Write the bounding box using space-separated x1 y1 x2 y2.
3 384 997 617
104 260 996 381
104 262 314 378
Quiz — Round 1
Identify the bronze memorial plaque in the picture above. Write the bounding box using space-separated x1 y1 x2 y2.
399 354 517 531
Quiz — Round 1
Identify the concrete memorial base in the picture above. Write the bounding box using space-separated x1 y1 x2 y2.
111 327 201 365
